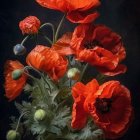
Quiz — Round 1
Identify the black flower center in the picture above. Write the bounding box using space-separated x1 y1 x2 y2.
95 98 112 114
84 40 102 49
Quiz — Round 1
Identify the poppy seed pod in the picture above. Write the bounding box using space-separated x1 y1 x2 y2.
12 69 23 80
67 68 80 81
34 109 46 121
13 44 26 55
6 130 20 140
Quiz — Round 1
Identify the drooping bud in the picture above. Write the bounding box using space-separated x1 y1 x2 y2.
6 130 20 140
12 69 23 80
67 68 80 81
34 109 46 121
13 44 26 55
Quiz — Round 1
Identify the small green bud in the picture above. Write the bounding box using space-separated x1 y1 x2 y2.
34 109 46 121
67 68 80 81
6 130 20 140
12 69 23 80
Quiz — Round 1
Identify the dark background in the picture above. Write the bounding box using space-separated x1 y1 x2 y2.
0 0 140 139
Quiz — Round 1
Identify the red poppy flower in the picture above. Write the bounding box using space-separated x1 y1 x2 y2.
26 45 68 81
71 79 99 129
36 0 100 23
4 60 27 101
19 16 41 34
71 24 127 76
84 81 133 139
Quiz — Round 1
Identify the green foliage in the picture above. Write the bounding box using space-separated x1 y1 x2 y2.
65 121 105 140
10 71 105 140
51 106 71 130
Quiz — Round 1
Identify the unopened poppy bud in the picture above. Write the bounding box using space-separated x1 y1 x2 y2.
13 44 26 55
34 109 46 121
6 130 20 140
12 69 23 80
67 68 80 81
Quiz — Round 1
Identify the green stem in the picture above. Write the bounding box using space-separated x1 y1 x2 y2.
21 35 30 45
79 64 88 81
54 14 66 42
24 66 52 92
39 32 53 45
40 23 55 44
23 70 45 95
15 111 29 132
35 34 39 45
23 70 37 81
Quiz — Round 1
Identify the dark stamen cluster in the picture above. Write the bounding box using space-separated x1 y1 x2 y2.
95 98 112 114
84 40 102 49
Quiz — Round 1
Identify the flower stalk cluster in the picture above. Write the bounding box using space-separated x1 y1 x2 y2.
4 1 133 140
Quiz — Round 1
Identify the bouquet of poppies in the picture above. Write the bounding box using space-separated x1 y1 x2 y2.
4 0 133 140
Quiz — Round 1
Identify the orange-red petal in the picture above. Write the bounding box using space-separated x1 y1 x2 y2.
71 82 88 129
26 45 68 81
19 16 40 34
85 81 133 139
36 0 100 23
52 32 74 55
4 60 27 101
67 10 99 23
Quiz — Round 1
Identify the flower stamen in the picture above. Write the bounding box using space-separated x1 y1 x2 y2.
95 98 112 113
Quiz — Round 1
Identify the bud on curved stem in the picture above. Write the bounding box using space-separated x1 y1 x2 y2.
13 44 26 56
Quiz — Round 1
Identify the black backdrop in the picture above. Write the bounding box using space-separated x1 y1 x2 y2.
0 0 140 139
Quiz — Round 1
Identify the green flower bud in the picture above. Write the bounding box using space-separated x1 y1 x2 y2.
6 130 20 140
12 69 23 80
67 68 80 81
34 109 46 121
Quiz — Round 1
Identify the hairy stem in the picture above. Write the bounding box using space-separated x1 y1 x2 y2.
54 14 66 42
40 22 55 44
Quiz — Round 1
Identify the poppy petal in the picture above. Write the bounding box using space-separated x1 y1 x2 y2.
97 64 127 76
4 60 27 101
52 32 74 55
67 11 99 23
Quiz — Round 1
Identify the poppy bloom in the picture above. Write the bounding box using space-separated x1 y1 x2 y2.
71 24 127 76
26 45 68 81
4 60 27 101
19 16 41 34
84 81 133 139
36 0 100 23
71 79 99 129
